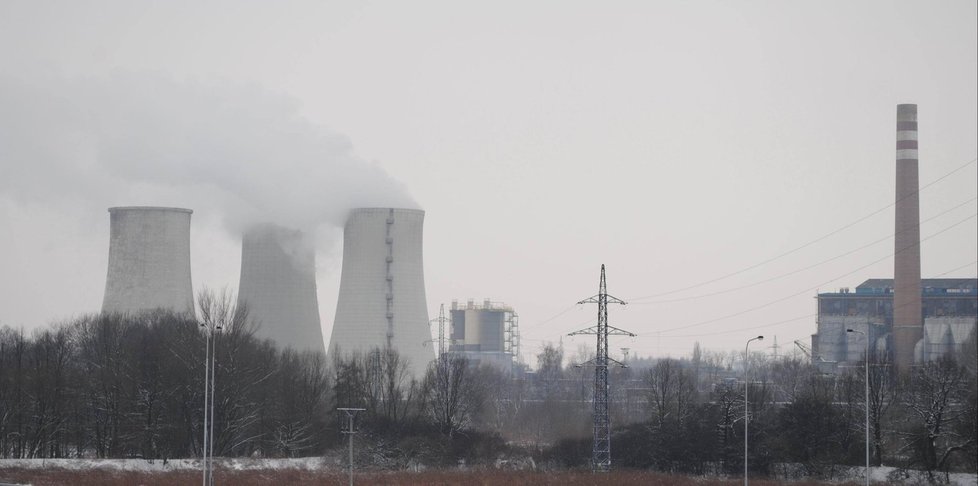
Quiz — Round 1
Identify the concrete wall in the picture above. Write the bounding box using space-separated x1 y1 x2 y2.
918 316 977 362
238 224 325 354
102 207 194 314
814 315 885 365
328 208 433 378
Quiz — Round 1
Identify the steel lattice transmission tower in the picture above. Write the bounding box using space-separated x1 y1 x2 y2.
569 265 634 472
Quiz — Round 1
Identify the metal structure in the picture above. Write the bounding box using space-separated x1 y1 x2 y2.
237 223 324 354
102 206 194 314
893 103 922 373
569 265 634 472
337 408 366 486
328 208 433 378
431 303 449 357
448 299 521 370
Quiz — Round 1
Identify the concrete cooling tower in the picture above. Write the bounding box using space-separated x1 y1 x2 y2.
237 224 325 354
102 206 194 314
328 208 433 378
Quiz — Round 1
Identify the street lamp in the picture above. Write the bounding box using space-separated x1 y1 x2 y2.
200 321 221 486
744 335 763 486
848 328 870 486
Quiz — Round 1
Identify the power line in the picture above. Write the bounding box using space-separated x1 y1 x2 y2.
653 212 977 335
607 257 978 342
633 314 818 339
933 260 978 277
627 157 977 302
630 195 977 305
522 258 977 356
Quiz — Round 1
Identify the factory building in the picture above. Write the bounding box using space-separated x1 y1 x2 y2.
812 279 977 371
102 206 194 315
237 224 325 354
811 104 977 372
327 208 434 378
448 299 521 371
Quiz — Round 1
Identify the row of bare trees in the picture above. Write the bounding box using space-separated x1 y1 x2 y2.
1 301 974 478
609 345 975 479
0 291 332 459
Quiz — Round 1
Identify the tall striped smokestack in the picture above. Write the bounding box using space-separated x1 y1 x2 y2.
893 104 922 373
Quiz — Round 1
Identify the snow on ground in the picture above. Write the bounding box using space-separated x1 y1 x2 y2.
0 457 326 472
0 459 975 485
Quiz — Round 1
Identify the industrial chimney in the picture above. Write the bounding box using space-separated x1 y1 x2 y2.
102 206 194 314
237 224 325 354
893 104 922 373
328 208 433 378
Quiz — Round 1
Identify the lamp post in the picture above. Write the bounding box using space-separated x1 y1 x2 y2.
201 322 210 486
744 335 763 486
200 320 221 486
848 328 870 486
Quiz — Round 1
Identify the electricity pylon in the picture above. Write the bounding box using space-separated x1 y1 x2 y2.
569 265 634 472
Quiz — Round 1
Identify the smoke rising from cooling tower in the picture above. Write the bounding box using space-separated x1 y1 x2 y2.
102 206 194 314
328 208 434 378
0 71 418 235
238 224 325 354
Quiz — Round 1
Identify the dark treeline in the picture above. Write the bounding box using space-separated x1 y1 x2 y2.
0 292 332 460
1 296 975 482
542 336 977 481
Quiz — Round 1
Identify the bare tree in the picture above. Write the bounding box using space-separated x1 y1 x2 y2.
866 351 894 466
645 359 696 428
421 354 481 437
898 355 976 479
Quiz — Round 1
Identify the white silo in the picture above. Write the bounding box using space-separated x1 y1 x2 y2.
237 224 325 354
102 206 194 314
328 208 433 377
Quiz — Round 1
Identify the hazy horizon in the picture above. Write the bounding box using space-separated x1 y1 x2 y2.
1 0 975 365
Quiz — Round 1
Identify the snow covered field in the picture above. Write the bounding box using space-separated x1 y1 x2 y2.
0 458 975 485
0 457 325 472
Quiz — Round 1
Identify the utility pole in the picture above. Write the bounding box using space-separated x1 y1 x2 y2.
337 408 366 486
569 265 634 472
769 335 780 360
435 304 448 356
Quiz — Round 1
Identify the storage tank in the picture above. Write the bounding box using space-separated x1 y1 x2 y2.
237 224 325 354
328 208 433 377
102 206 194 314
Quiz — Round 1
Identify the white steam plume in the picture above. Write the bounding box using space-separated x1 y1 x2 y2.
0 71 417 233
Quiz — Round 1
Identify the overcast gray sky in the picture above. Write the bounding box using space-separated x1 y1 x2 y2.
1 0 975 364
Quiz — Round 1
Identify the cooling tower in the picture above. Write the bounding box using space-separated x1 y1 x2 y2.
893 103 922 373
102 207 194 314
237 224 325 354
328 208 433 377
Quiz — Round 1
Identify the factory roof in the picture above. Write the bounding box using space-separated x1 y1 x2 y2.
856 278 977 291
818 278 978 297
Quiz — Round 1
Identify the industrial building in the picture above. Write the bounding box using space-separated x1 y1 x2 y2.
448 299 521 371
102 206 194 314
237 224 325 354
327 208 434 378
810 104 977 372
812 279 977 370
